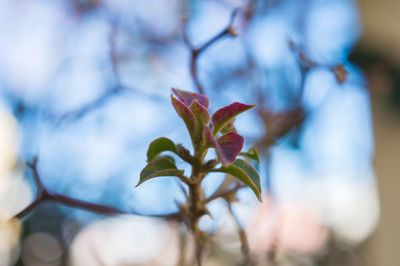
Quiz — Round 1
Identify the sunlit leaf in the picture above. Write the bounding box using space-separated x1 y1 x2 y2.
212 102 256 135
216 132 244 165
219 118 237 134
161 155 176 164
171 94 198 145
136 157 184 186
172 88 210 108
147 137 177 162
240 146 260 163
190 100 210 142
204 126 217 148
232 159 261 198
211 162 261 201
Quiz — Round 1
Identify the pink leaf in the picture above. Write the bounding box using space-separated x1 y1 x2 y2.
204 126 217 147
212 102 256 135
170 94 197 145
172 88 210 108
190 100 210 142
216 132 244 165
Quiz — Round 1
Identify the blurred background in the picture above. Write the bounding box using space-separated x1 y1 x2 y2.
0 0 398 265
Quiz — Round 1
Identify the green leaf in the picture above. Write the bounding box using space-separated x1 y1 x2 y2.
211 160 262 201
233 159 261 197
240 147 260 163
147 137 177 162
136 157 184 187
171 94 198 145
212 102 256 135
161 155 176 164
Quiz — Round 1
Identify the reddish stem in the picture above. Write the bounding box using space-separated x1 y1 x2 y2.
13 158 181 221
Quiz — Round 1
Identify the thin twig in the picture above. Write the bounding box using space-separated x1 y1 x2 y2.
13 158 181 221
53 87 123 123
205 182 245 204
227 202 253 265
177 227 188 266
175 179 188 199
14 197 43 221
184 9 239 95
48 22 166 125
109 21 121 84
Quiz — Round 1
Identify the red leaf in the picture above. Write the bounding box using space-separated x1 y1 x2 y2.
212 102 256 135
172 88 210 108
216 132 244 165
204 126 217 148
170 94 197 145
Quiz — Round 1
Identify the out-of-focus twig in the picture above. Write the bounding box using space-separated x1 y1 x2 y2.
183 9 239 95
54 87 123 123
256 106 306 149
49 22 166 125
227 202 254 266
177 227 188 266
13 158 181 221
205 182 246 204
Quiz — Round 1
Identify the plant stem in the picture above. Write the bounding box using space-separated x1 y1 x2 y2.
187 155 207 266
227 202 253 265
188 180 204 266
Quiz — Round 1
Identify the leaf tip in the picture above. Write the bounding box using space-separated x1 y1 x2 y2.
257 194 263 202
212 102 257 135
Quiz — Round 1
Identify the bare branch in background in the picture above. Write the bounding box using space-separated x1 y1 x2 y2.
227 202 254 266
183 9 239 95
289 40 348 87
205 182 246 204
14 158 181 221
177 227 188 266
14 157 246 223
53 86 124 124
47 21 166 126
256 106 306 149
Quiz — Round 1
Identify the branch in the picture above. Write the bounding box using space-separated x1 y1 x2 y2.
53 87 123 123
289 40 348 88
184 9 239 95
13 158 181 222
177 227 188 266
254 41 348 150
47 22 166 125
205 182 245 204
227 202 254 266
